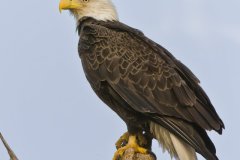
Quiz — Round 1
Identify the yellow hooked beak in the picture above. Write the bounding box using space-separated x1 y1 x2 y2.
59 0 82 13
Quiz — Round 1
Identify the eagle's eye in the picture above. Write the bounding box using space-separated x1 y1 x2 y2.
82 0 89 3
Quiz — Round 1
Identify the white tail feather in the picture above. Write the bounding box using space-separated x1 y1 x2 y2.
170 133 197 160
150 122 197 160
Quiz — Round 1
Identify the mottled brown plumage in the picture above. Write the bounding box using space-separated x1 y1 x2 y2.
77 17 224 160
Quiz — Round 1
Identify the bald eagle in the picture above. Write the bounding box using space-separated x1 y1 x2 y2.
59 0 224 160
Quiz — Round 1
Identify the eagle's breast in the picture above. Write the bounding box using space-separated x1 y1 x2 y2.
78 21 128 85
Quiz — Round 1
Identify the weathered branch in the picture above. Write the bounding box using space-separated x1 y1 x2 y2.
122 148 156 160
0 132 18 160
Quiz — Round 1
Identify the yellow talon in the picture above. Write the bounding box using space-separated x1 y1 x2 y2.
115 132 129 149
113 135 148 160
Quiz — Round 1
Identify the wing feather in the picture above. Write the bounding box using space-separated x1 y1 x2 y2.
78 18 224 159
79 19 223 131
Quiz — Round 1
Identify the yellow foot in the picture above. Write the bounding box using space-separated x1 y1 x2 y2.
115 132 148 149
115 132 129 149
113 135 148 160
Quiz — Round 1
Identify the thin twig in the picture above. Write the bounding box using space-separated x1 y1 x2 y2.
0 132 19 160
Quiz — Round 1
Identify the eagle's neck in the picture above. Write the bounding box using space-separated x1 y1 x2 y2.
72 2 118 22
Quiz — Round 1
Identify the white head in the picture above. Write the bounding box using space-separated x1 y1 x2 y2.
59 0 118 21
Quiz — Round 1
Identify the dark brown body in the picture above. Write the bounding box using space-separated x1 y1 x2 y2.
77 17 224 160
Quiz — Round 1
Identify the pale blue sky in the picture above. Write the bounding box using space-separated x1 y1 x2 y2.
0 0 239 159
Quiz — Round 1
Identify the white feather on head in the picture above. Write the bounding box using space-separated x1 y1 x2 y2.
70 0 118 21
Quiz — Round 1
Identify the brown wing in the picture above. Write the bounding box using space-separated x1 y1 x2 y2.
78 18 224 159
79 19 223 132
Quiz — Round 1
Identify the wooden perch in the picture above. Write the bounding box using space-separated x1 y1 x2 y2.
122 148 156 160
0 132 18 160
